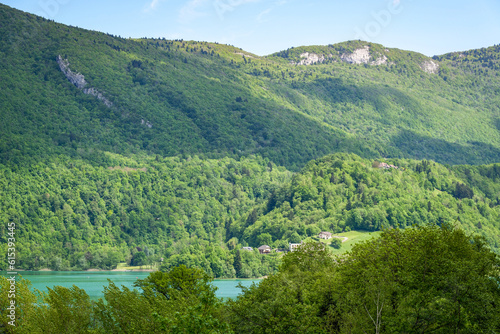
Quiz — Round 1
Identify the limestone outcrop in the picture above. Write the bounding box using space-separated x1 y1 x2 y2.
57 55 113 107
298 52 326 65
420 60 439 74
340 46 387 65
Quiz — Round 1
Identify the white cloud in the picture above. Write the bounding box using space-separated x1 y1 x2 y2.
214 0 262 20
393 0 401 5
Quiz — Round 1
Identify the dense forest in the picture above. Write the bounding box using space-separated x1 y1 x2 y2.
0 3 499 275
1 153 499 277
1 225 499 333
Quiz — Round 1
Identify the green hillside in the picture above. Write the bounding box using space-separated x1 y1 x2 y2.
0 154 289 276
1 4 500 170
0 4 500 277
1 152 499 276
248 154 500 252
0 4 370 171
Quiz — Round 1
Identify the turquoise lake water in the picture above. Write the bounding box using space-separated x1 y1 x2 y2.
1 271 259 300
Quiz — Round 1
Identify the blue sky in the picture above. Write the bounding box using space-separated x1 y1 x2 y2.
2 0 500 56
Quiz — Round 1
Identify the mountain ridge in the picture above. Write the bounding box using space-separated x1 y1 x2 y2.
1 3 499 170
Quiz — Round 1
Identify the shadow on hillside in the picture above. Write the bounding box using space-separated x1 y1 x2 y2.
494 118 500 131
302 77 425 120
390 130 500 165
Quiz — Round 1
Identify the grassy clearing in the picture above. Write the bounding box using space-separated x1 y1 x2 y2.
115 263 159 271
305 230 382 255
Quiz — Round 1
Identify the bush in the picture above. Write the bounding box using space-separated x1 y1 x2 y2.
330 238 342 249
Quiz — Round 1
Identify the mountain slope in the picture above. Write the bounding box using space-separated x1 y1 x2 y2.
1 152 499 274
1 4 500 170
1 4 500 276
0 4 370 171
245 154 500 253
266 41 500 164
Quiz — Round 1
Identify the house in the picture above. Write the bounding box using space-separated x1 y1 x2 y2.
318 231 332 240
258 245 271 254
378 162 398 169
289 242 302 252
241 247 253 251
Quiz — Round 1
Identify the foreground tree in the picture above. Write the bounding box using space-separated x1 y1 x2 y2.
228 224 500 333
0 276 38 334
228 242 337 333
27 285 94 334
93 265 232 333
333 224 500 333
3 225 499 333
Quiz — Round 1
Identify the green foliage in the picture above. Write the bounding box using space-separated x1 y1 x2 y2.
0 154 290 276
330 238 342 249
250 153 500 254
130 266 232 333
333 224 500 333
2 3 500 331
0 276 39 334
1 152 500 277
228 242 336 333
6 227 500 333
228 225 500 333
27 285 94 334
1 5 500 171
8 267 232 333
94 282 159 333
1 5 500 280
130 251 147 266
134 265 216 302
233 250 243 278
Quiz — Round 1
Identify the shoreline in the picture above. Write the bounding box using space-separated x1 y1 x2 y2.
1 270 265 279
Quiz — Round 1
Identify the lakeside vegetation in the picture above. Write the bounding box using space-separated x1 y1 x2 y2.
0 7 499 274
1 225 499 333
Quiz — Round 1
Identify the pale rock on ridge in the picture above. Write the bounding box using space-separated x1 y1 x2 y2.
298 52 326 65
57 55 113 108
340 46 387 65
420 60 439 74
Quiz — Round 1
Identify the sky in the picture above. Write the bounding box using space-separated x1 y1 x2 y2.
2 0 500 56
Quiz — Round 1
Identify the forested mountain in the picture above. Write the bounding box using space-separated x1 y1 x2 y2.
1 4 500 170
0 4 499 276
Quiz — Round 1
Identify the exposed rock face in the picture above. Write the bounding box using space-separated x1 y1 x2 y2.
371 55 388 65
57 55 113 107
340 46 387 65
341 46 371 64
295 46 388 66
298 52 325 65
420 60 439 74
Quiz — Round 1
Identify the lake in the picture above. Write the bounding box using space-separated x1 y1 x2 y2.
1 271 260 300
